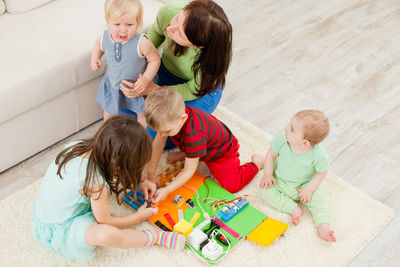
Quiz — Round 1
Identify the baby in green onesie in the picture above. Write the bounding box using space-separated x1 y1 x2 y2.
258 109 336 242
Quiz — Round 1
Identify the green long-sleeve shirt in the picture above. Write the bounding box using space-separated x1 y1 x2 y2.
147 1 201 101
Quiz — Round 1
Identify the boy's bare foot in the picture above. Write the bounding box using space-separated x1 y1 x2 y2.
251 154 265 170
167 152 185 164
291 206 303 225
317 223 336 242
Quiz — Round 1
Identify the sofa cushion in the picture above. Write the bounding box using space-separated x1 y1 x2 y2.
4 0 53 14
0 0 164 124
0 1 5 15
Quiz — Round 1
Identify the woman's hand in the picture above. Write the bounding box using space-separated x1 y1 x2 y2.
120 78 159 98
120 80 140 98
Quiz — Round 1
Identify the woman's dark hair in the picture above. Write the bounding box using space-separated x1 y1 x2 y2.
55 115 152 204
172 0 232 97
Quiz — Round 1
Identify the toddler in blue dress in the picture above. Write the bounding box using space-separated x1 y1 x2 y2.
31 115 186 263
91 0 160 127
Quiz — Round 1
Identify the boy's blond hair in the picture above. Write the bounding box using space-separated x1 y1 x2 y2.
144 87 186 130
105 0 143 30
295 110 330 146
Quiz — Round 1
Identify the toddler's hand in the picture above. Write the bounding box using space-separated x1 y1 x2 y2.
153 188 168 203
147 172 160 185
137 203 157 221
297 187 312 203
90 58 102 71
141 179 156 200
133 74 150 93
260 173 276 189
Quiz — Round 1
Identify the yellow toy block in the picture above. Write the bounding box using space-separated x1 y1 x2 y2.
246 217 288 247
189 212 200 225
173 219 193 237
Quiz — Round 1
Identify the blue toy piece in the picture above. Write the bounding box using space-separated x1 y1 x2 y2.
124 189 147 210
216 199 249 222
124 194 140 210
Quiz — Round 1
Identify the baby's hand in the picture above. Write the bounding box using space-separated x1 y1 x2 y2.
297 187 312 203
136 203 158 221
153 188 168 203
133 74 150 93
90 58 102 71
260 173 276 189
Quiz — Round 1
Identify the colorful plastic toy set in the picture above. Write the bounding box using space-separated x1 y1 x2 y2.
123 163 288 265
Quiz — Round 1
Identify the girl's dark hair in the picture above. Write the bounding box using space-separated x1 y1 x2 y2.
172 0 232 97
55 115 152 204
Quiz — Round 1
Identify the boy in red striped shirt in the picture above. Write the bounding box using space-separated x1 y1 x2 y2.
144 87 264 202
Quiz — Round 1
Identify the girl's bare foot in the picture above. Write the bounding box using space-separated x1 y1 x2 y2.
251 154 265 170
317 223 336 242
167 152 185 164
291 206 303 225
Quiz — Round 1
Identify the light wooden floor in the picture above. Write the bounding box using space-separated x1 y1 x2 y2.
1 0 399 266
216 0 400 266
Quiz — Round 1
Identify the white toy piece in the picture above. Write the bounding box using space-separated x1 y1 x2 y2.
201 239 223 260
194 218 211 231
187 218 211 250
187 230 208 250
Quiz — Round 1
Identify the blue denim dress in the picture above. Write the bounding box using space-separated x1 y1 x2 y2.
97 31 147 115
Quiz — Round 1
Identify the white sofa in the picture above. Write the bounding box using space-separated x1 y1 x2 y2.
0 0 164 172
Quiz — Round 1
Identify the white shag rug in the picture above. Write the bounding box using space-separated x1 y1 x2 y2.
0 106 395 267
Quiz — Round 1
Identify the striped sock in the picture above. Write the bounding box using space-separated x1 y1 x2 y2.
143 230 186 251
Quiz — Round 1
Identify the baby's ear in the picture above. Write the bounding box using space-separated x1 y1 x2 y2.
303 139 311 147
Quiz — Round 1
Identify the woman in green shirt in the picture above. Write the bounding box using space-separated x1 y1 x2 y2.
121 0 232 148
123 0 232 110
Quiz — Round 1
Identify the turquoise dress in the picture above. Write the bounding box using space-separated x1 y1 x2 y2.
31 143 105 262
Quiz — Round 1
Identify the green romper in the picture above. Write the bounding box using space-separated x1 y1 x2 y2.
260 133 331 226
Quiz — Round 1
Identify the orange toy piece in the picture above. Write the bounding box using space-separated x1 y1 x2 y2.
148 165 205 230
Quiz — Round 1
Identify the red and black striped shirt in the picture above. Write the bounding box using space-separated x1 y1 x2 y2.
171 106 234 162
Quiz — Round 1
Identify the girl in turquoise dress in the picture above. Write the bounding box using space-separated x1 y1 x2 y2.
31 115 186 263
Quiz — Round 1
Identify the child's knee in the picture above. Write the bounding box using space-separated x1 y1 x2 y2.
220 182 243 193
86 224 119 247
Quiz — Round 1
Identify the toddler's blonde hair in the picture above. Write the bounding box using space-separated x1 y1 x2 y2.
295 110 330 146
105 0 143 30
144 87 186 130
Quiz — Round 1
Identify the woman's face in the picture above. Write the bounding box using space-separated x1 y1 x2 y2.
166 11 197 48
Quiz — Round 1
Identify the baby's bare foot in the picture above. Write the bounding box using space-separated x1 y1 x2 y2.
167 152 185 164
317 223 336 242
291 206 303 225
251 154 265 170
